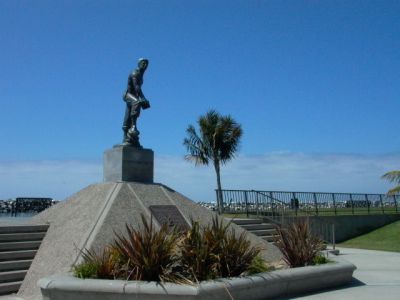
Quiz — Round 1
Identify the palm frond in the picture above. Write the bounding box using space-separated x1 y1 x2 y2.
184 154 209 165
213 116 243 164
387 185 400 196
183 125 209 165
381 170 400 195
199 110 220 136
382 171 400 183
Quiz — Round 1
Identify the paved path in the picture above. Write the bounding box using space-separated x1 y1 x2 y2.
289 247 400 300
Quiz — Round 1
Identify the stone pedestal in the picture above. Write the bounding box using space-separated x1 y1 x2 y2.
103 146 154 183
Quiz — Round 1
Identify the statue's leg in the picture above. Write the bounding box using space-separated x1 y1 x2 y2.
122 103 131 143
127 105 142 147
129 105 141 134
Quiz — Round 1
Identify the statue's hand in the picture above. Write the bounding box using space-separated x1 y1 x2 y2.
141 99 151 110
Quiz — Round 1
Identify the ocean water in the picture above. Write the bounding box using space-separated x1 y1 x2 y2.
0 212 36 224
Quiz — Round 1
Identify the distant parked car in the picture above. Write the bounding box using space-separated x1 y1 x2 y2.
345 200 371 208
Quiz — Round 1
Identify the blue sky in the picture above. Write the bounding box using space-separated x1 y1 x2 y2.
0 1 399 201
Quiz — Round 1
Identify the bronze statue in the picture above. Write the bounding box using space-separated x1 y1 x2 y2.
122 58 151 147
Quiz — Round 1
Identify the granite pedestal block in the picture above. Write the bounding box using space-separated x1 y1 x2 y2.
103 146 154 182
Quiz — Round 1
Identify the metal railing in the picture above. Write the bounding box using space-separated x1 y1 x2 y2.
216 189 399 217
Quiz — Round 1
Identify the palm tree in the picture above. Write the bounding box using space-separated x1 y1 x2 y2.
382 171 400 195
183 110 243 214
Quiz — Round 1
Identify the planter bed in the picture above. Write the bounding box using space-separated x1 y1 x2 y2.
38 256 355 300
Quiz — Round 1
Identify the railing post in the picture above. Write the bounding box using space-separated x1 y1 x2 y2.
254 191 260 217
365 194 370 214
244 191 249 218
292 192 298 216
379 194 385 214
394 195 398 213
269 192 274 216
332 193 337 215
349 194 354 215
11 201 16 217
313 193 318 215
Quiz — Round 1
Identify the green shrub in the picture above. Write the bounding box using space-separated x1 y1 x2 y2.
246 255 269 275
73 261 97 279
73 247 116 279
180 220 218 281
275 221 324 268
208 217 261 278
313 253 331 265
113 215 181 282
73 215 267 283
180 217 261 281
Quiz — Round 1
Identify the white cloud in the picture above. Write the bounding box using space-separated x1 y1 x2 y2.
0 160 102 200
0 152 399 202
158 152 400 202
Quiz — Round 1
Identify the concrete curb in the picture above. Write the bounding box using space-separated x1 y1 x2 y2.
38 256 355 300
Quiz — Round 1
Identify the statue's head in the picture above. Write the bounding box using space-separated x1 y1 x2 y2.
138 58 149 71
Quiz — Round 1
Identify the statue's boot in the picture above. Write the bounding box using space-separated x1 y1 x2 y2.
122 130 130 145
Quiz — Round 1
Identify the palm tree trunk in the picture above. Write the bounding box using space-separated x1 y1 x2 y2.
214 160 223 214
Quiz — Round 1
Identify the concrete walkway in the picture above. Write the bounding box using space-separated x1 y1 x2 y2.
289 247 400 300
1 247 399 299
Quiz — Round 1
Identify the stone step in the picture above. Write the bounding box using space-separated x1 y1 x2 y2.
0 250 37 262
0 232 46 242
0 225 48 234
0 281 22 295
250 229 278 237
0 241 41 252
0 270 26 283
241 223 276 231
262 235 280 243
0 260 32 272
230 219 263 225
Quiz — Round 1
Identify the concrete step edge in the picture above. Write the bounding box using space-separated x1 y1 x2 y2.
0 250 38 261
0 270 27 282
0 225 49 234
241 224 276 230
231 219 263 225
0 241 41 251
0 260 32 271
0 224 49 233
0 280 22 295
250 229 278 235
0 232 46 242
262 235 280 241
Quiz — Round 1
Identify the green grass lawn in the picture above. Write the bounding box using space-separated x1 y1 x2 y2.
222 207 398 217
222 213 257 219
339 220 400 252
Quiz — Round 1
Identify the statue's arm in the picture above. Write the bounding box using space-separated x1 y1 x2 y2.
132 75 147 102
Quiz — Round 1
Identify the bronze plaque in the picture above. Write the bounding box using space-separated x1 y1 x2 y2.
149 205 190 231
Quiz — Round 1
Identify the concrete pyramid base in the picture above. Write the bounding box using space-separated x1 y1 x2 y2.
18 182 281 300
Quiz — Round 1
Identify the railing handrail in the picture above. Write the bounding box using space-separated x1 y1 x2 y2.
252 190 287 206
215 188 399 217
254 190 315 217
217 189 392 197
